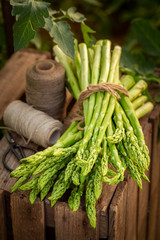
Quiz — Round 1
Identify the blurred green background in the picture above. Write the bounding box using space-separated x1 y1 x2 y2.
0 0 160 68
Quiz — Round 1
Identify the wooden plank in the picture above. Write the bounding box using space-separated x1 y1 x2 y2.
147 105 160 240
124 115 152 240
54 202 99 240
98 183 117 239
45 200 55 228
0 134 38 192
0 189 7 240
0 49 50 122
137 122 152 240
156 140 160 240
0 136 17 192
45 180 117 239
108 181 127 240
10 190 45 240
125 176 138 240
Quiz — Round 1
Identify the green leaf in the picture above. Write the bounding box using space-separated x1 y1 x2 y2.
81 22 95 47
144 73 160 84
47 20 75 59
10 0 50 51
120 48 155 76
66 7 86 23
132 19 160 57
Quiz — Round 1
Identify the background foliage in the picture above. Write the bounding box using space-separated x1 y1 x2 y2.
0 0 160 137
1 0 160 86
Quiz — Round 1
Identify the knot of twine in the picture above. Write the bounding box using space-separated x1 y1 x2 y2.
75 83 129 130
78 82 129 112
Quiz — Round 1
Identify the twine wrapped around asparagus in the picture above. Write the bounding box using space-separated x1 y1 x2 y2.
10 39 153 229
78 82 129 112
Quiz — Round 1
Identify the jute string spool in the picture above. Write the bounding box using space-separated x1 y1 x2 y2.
26 59 66 120
3 100 63 148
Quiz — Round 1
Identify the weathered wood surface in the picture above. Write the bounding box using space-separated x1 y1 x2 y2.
44 176 117 239
0 48 49 240
108 181 128 240
0 189 7 240
98 183 117 239
54 201 99 240
0 49 50 122
0 103 159 240
156 140 160 240
125 175 138 240
137 122 152 240
0 135 38 192
147 105 160 240
11 190 45 240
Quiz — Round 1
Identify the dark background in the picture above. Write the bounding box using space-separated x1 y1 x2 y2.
0 0 160 68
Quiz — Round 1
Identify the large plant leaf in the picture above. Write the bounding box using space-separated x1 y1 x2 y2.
10 0 50 51
120 48 160 84
132 19 160 57
120 48 155 75
46 20 75 59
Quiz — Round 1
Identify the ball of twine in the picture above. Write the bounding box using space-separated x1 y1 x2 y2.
3 100 63 148
26 59 66 120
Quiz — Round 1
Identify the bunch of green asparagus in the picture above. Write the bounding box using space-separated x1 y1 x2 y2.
10 40 153 228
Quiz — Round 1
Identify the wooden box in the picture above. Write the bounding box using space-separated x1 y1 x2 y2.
0 50 160 240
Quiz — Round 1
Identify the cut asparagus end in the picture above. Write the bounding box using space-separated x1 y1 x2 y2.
121 74 135 90
136 102 154 119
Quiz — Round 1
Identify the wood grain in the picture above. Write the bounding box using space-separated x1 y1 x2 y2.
156 140 160 240
0 135 38 192
147 105 160 240
11 190 45 240
125 176 138 240
137 122 152 240
109 181 127 240
54 202 99 240
0 189 7 240
97 183 117 239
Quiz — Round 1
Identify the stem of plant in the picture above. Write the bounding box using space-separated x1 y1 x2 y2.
128 80 148 101
120 74 135 90
53 45 80 100
132 95 148 110
135 102 154 119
